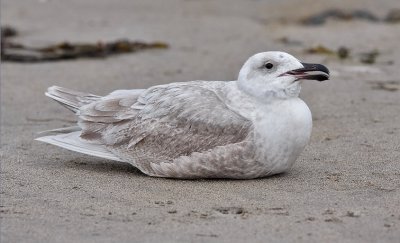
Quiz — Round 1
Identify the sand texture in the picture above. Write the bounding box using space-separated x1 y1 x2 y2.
1 0 400 242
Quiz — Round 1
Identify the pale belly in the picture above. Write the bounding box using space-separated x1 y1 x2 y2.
250 98 312 175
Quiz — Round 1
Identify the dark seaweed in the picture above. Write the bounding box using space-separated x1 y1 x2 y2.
301 9 381 26
1 26 168 63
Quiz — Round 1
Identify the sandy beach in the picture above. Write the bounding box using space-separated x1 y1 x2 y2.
1 0 400 242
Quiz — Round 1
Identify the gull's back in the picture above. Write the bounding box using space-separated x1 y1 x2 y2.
37 82 262 178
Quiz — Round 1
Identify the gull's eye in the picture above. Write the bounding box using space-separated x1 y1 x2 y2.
265 63 274 69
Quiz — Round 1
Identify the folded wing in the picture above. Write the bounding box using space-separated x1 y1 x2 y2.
78 81 253 173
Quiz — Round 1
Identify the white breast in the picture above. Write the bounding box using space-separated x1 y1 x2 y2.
250 98 312 175
221 83 312 176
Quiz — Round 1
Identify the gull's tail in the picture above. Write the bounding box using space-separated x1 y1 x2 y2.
45 86 101 113
36 86 123 162
39 85 101 134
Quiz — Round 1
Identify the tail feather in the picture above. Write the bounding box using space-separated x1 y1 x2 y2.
37 86 123 162
36 131 123 162
45 86 101 113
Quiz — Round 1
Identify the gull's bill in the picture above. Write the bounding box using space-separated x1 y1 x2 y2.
281 62 330 81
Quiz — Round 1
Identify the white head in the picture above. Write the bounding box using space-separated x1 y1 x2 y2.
237 51 329 101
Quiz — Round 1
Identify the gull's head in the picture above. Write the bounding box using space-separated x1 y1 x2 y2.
237 51 329 100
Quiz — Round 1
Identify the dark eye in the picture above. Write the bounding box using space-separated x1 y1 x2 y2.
265 63 274 69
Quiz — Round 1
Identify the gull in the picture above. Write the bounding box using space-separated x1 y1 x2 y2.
36 51 329 179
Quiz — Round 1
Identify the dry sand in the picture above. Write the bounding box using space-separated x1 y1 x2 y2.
1 0 400 242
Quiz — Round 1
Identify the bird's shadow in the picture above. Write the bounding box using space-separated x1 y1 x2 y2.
57 155 292 181
158 169 289 182
62 157 146 177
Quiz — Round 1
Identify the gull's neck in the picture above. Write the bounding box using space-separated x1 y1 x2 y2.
236 79 301 103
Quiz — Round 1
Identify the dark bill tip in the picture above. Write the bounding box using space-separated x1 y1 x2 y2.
302 73 329 81
301 62 330 75
299 62 330 81
287 62 330 81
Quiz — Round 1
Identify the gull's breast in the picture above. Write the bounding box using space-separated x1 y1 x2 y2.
251 98 312 175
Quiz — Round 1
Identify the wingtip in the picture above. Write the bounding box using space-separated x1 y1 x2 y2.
35 136 50 144
34 132 124 162
35 135 49 141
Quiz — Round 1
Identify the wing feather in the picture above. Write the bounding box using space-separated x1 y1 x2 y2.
77 82 253 172
35 132 123 162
